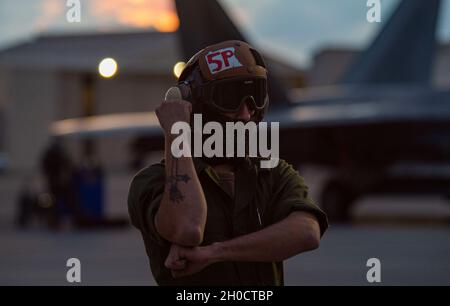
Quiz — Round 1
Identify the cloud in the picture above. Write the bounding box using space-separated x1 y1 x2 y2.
88 0 179 31
35 0 64 31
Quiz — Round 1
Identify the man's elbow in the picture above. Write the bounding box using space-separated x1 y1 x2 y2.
171 224 204 246
155 215 203 246
290 211 321 252
302 225 320 251
305 229 320 251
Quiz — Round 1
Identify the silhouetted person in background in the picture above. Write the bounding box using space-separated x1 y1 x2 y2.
41 139 78 230
74 139 105 226
16 176 38 228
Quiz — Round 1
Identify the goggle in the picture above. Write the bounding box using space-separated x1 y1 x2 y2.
202 77 268 113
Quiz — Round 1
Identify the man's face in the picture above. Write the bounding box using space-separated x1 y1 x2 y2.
220 99 255 122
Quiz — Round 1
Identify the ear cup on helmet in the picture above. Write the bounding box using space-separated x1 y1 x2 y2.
163 83 192 103
177 82 192 101
164 86 182 101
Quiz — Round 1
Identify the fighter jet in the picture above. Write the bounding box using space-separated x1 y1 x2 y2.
51 0 450 222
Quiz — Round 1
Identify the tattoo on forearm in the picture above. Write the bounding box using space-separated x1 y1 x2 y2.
167 158 190 204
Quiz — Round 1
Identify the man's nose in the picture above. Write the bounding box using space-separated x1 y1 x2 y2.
236 97 255 121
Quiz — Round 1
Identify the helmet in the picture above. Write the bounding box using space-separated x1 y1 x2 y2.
178 40 269 122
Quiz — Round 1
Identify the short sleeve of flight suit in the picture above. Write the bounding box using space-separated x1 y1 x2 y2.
127 164 167 245
269 160 328 237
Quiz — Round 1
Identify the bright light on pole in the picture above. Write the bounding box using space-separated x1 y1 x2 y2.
173 61 186 78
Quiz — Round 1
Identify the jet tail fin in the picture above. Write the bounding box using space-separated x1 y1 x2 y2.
174 0 291 108
341 0 441 85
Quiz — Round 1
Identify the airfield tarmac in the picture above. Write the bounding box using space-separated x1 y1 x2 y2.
1 170 450 286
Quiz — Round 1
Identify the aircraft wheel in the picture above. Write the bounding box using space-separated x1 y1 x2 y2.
321 182 356 223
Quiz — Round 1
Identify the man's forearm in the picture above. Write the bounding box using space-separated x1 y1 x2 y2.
211 211 320 263
154 135 207 246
